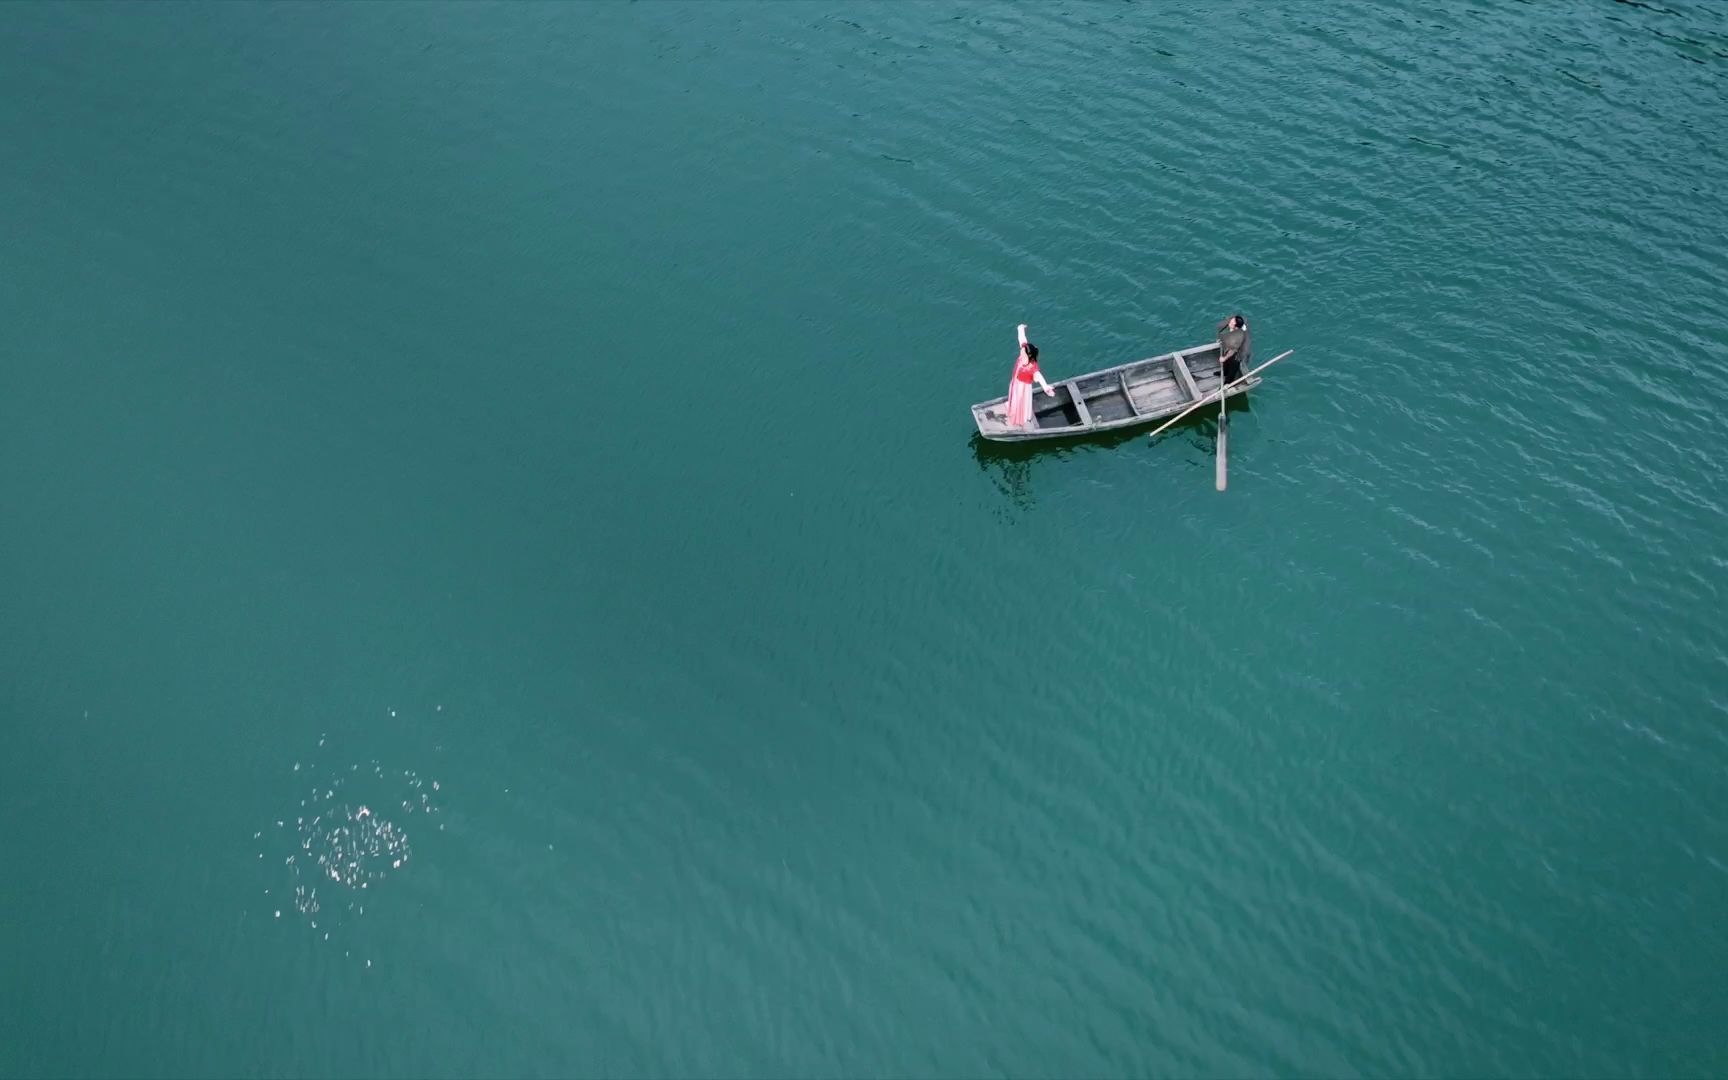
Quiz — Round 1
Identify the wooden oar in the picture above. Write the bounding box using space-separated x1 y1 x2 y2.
1216 368 1229 491
1146 349 1293 442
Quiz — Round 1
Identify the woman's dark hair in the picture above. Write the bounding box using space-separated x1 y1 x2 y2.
1024 342 1039 362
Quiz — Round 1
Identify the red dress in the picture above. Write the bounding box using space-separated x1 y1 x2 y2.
1006 351 1039 427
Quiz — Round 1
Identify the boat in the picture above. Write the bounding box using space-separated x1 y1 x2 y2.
971 341 1260 442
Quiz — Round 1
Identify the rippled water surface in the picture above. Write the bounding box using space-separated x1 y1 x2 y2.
4 3 1727 1076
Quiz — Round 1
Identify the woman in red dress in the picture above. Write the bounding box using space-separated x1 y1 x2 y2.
1005 323 1056 428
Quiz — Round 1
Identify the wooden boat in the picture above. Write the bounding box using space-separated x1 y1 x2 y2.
971 341 1260 442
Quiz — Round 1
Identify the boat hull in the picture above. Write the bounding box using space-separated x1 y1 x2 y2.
971 341 1258 442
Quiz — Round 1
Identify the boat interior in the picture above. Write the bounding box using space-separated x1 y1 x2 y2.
1029 344 1229 430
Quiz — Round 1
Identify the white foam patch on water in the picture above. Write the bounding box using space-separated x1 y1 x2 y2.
256 729 444 967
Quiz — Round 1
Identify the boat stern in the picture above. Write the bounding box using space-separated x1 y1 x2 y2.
971 399 1020 441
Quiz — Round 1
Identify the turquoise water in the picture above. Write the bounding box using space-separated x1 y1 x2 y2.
3 3 1727 1076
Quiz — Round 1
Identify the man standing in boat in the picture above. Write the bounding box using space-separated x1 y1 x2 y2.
1217 313 1252 386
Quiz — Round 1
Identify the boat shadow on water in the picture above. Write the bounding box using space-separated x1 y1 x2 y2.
970 396 1253 508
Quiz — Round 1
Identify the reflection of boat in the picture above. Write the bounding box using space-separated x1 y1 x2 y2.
971 341 1258 442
